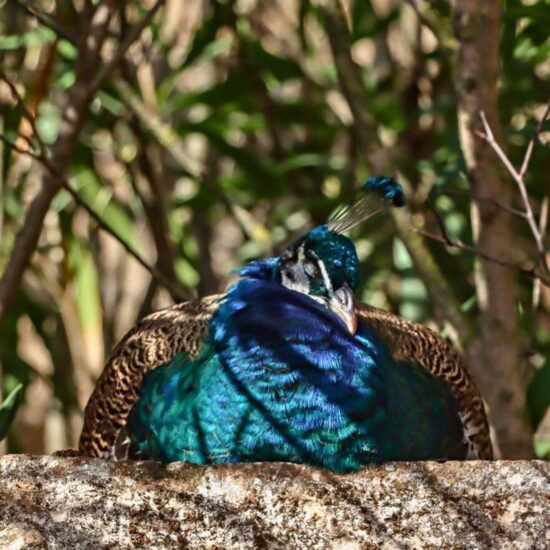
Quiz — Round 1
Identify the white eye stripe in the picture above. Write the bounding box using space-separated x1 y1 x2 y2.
309 251 333 294
297 244 306 263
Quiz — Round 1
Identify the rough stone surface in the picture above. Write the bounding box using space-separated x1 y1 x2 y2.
0 456 548 549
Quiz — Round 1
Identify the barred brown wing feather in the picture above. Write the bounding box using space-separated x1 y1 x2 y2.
78 295 221 458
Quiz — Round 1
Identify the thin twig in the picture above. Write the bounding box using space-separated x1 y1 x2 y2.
422 201 549 286
476 110 549 273
519 99 550 180
533 196 549 308
539 197 549 251
418 228 513 268
0 70 48 159
0 134 42 162
61 180 189 301
417 227 549 286
13 0 77 44
437 184 528 219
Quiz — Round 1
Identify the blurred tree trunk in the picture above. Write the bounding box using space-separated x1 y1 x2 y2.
452 0 533 457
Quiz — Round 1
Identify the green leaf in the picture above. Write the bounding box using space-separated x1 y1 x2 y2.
58 39 78 60
351 0 376 40
75 253 101 330
72 169 138 249
0 27 56 50
36 101 62 145
245 40 306 81
278 153 342 174
167 72 256 114
0 384 23 442
534 439 550 460
64 235 102 331
527 358 550 430
393 239 413 270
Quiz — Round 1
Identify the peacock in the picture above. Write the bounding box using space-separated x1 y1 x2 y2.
79 177 492 472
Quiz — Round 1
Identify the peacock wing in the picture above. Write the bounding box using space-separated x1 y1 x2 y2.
78 294 222 458
354 302 493 460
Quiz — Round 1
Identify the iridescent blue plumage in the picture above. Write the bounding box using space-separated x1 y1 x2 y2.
362 176 405 207
128 216 467 471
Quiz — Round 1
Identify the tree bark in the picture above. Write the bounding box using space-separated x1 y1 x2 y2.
452 0 533 457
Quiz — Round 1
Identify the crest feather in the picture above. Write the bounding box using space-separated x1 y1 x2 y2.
327 176 405 234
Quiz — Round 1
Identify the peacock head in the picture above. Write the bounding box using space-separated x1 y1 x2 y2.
276 176 405 334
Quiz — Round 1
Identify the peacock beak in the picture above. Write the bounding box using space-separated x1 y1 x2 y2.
328 284 357 334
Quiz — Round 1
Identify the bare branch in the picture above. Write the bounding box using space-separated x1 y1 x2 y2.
420 201 550 287
476 108 550 275
0 70 48 160
539 196 549 253
533 197 549 308
417 228 515 268
60 180 190 302
519 99 550 180
12 0 77 44
0 134 42 162
437 184 526 219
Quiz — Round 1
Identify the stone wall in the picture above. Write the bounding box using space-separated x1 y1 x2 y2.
0 456 548 549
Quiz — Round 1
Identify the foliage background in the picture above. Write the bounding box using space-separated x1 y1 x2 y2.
0 0 548 458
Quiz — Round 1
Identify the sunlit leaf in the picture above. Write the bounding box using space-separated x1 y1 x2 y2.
0 27 56 50
66 238 102 331
72 169 138 249
0 384 23 442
